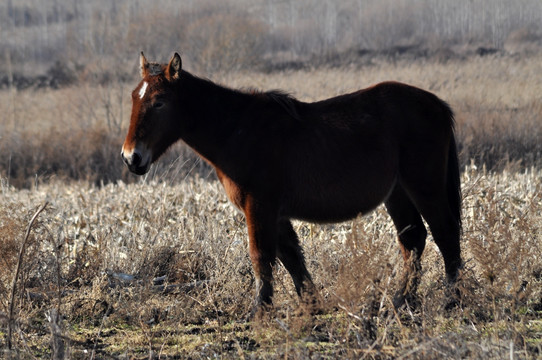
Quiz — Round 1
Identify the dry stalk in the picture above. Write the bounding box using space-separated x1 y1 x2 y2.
47 308 65 360
49 229 67 360
7 202 48 350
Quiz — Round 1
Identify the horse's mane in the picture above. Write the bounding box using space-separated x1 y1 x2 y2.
262 90 301 121
179 72 303 121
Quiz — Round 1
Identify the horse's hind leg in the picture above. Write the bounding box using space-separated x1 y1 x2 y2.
401 175 462 307
277 220 319 307
385 185 427 307
415 197 462 284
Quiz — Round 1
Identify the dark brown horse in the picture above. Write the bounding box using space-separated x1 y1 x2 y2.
122 52 462 314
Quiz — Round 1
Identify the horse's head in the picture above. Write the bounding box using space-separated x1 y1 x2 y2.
121 52 183 175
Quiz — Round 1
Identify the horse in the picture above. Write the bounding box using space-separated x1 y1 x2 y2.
121 52 462 315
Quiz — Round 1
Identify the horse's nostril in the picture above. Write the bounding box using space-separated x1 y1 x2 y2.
132 152 142 167
121 151 127 164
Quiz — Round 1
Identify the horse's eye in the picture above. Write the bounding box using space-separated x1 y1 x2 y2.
153 101 164 109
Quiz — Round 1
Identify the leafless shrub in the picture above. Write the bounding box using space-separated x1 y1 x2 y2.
2 0 541 79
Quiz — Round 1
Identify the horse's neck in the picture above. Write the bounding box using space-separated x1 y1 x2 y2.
176 71 249 165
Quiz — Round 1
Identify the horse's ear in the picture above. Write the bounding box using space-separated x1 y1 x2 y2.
166 52 182 80
140 52 149 78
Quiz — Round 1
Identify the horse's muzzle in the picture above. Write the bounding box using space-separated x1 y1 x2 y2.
121 149 150 175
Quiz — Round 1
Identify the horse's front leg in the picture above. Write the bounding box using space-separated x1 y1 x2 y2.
244 196 278 316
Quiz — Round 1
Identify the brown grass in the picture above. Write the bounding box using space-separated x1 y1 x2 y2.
0 167 541 358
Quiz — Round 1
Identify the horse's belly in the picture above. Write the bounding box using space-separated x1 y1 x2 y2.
287 202 373 223
283 174 396 223
281 132 398 222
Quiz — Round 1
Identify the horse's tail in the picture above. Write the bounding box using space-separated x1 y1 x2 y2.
446 110 462 230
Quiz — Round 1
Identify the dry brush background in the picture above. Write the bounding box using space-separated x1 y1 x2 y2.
1 0 542 358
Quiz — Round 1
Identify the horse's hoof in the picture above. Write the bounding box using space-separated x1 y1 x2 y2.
393 291 420 310
245 302 273 322
299 294 324 316
444 298 459 311
444 289 461 310
245 307 262 322
392 293 406 309
443 283 462 311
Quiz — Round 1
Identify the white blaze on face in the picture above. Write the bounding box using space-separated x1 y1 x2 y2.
139 81 148 99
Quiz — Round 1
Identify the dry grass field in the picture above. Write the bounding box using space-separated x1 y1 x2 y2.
0 165 541 358
1 52 542 358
